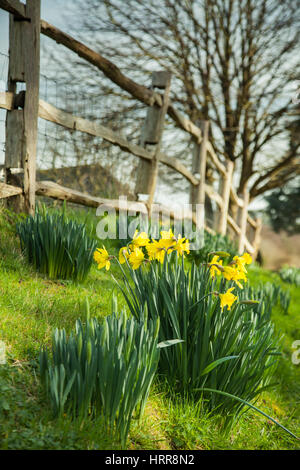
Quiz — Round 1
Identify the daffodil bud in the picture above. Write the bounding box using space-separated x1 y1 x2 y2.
208 251 230 258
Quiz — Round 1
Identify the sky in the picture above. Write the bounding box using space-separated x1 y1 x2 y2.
0 1 268 211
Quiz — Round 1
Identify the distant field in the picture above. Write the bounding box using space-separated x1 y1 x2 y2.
260 225 300 270
0 206 299 450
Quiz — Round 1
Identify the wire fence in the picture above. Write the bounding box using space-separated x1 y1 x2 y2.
0 50 137 196
0 44 193 201
37 72 142 198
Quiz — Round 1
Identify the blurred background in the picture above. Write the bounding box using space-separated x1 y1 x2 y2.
0 0 299 268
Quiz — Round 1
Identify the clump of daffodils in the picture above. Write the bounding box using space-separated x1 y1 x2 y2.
208 252 252 288
94 231 255 313
94 229 190 272
209 251 253 311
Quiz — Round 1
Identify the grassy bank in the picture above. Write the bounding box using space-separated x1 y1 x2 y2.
0 206 299 450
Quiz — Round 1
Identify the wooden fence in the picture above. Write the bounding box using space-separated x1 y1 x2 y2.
0 0 262 257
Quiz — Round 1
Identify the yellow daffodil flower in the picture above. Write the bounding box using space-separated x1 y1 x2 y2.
223 265 247 289
146 239 166 264
94 247 111 271
219 287 238 311
232 252 252 273
159 229 176 250
130 230 150 249
208 255 223 279
160 229 175 239
119 246 130 264
173 236 190 256
129 247 145 270
240 252 252 265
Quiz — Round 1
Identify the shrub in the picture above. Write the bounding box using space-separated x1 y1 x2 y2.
240 282 291 316
16 205 97 282
119 256 280 416
94 231 281 420
39 304 175 447
279 266 300 287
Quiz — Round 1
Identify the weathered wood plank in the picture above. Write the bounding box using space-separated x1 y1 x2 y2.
38 98 154 160
0 181 23 199
22 0 40 215
136 71 172 206
238 188 250 254
8 12 25 82
5 109 24 168
230 186 244 208
204 183 223 208
195 121 209 206
204 148 244 209
146 71 172 208
252 217 262 260
5 0 40 214
247 214 258 229
206 141 226 176
158 153 198 185
142 71 172 145
227 213 254 254
6 8 25 180
218 160 234 236
38 99 199 186
35 180 148 213
0 91 14 110
35 180 215 235
0 0 27 20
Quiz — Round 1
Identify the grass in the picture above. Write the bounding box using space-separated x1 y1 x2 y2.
0 204 299 450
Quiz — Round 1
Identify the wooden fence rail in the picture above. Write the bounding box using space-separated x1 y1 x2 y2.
0 0 262 257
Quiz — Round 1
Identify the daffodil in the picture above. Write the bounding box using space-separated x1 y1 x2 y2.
219 287 237 311
129 247 145 270
146 239 166 264
240 252 252 265
119 246 130 264
173 236 190 256
160 229 175 239
130 230 150 249
232 252 252 273
159 229 177 250
223 265 247 289
94 247 111 271
208 255 223 278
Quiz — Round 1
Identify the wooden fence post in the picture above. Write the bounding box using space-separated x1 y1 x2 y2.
238 188 249 254
5 0 40 214
218 160 234 236
190 120 209 207
135 71 171 209
252 217 262 261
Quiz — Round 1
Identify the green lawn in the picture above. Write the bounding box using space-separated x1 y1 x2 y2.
0 205 299 450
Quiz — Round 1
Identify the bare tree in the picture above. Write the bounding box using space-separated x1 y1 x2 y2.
42 0 300 203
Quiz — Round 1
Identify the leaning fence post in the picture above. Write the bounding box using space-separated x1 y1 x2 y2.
5 0 40 214
252 217 262 261
238 188 249 254
218 160 234 236
190 120 209 207
135 71 172 209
